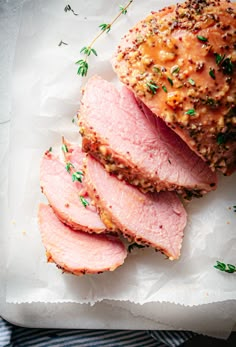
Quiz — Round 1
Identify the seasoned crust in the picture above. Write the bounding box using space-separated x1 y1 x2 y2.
113 0 236 175
80 124 215 200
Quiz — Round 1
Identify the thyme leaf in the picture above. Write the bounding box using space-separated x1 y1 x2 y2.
170 65 179 75
185 109 196 116
80 46 97 56
162 85 168 93
214 53 225 65
65 162 74 173
188 78 195 86
99 23 111 33
209 68 216 79
217 133 226 145
197 35 208 42
120 5 128 14
72 171 83 183
61 144 68 153
221 57 233 75
146 81 159 94
79 196 89 208
167 77 173 86
75 59 88 77
214 261 236 273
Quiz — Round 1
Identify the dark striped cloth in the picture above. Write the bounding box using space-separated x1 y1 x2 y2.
0 317 196 347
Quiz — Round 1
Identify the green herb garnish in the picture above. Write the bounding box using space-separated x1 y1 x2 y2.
146 81 159 94
214 261 236 273
185 109 196 116
171 65 180 75
221 57 233 75
206 98 217 107
79 196 89 208
217 133 226 145
65 162 74 173
162 85 168 93
188 78 195 86
209 68 216 79
61 144 68 153
72 171 83 183
153 66 161 74
80 46 97 56
75 59 88 77
64 4 78 16
48 147 52 152
119 5 128 14
214 53 225 65
197 35 208 42
233 205 236 212
99 23 111 33
76 0 133 77
128 243 146 253
167 77 173 86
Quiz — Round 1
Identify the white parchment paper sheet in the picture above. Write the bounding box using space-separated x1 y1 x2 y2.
5 0 236 336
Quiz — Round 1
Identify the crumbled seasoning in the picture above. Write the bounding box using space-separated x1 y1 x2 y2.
115 0 236 174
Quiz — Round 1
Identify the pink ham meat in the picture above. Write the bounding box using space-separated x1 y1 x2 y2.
38 204 127 275
40 150 106 233
79 76 217 199
84 155 187 260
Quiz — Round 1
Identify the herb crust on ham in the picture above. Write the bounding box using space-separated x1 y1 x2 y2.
113 0 236 175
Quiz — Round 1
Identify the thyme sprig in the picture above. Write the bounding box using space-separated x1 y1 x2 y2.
64 4 78 16
76 0 133 77
214 261 236 273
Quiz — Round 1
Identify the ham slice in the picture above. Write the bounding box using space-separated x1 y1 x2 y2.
40 150 106 233
38 204 127 275
84 155 187 260
79 76 217 199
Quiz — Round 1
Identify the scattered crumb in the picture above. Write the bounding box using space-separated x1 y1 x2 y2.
11 220 16 225
22 230 27 235
226 221 230 225
205 292 209 296
65 203 70 208
228 207 231 210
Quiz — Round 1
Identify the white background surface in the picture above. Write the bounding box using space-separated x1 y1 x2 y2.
0 0 236 338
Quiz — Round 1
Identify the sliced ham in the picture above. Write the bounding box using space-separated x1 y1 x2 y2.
79 76 217 198
112 0 236 175
40 150 106 233
38 204 127 275
84 154 187 260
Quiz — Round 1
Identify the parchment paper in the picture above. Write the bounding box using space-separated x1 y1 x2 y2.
5 0 236 336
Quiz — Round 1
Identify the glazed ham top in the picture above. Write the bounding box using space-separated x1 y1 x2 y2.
113 0 236 175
